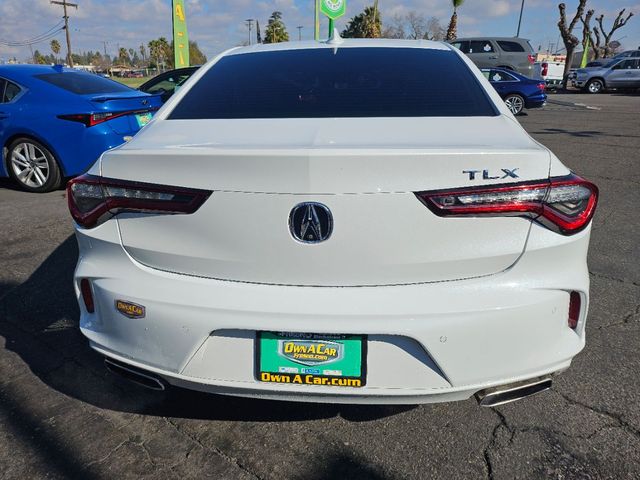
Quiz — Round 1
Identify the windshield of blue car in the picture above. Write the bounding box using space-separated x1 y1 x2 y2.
35 72 132 94
169 48 499 119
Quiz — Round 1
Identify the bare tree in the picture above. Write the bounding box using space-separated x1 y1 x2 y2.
425 17 446 41
557 1 588 87
580 9 595 63
382 12 445 41
592 10 634 58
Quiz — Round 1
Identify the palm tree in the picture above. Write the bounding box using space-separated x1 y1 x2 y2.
118 47 130 66
50 39 61 63
446 0 465 41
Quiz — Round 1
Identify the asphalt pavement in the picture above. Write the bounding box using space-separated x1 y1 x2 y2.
0 92 639 479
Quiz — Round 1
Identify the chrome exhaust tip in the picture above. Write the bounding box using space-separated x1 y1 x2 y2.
475 377 552 407
104 358 166 391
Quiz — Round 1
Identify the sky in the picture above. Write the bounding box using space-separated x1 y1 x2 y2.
1 0 639 62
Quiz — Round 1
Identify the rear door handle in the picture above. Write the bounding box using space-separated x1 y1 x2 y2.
489 56 498 59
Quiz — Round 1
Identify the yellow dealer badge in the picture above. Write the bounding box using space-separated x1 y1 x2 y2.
115 300 145 319
278 339 343 366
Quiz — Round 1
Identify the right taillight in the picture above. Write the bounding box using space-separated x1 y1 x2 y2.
67 174 212 228
415 174 598 235
541 62 549 76
568 291 581 329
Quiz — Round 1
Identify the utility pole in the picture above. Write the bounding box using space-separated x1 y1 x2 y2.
516 0 525 37
245 19 254 45
297 26 303 41
51 0 78 67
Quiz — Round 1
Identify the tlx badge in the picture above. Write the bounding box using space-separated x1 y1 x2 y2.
463 168 519 181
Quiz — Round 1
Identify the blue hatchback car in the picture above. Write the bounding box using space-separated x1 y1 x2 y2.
0 65 162 192
482 68 547 116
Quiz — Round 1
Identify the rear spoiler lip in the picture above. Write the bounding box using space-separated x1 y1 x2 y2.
89 93 162 103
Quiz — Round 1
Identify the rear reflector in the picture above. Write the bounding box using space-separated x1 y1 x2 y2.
568 291 581 329
416 174 598 235
80 278 95 313
67 174 212 228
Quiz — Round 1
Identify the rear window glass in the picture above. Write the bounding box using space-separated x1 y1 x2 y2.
35 72 131 94
497 41 526 52
169 48 498 119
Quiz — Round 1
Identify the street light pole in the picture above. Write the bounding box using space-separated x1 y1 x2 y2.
516 0 525 37
245 19 254 45
297 26 303 41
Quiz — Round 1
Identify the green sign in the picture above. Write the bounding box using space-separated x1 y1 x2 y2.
172 0 190 68
320 0 346 20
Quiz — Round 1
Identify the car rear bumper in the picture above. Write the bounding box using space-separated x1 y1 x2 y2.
74 220 591 404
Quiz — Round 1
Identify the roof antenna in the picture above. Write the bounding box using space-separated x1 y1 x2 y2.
326 27 343 46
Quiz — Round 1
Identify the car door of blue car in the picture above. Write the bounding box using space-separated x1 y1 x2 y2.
0 78 24 176
484 69 519 96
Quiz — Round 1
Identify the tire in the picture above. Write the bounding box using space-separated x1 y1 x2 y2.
6 137 62 193
504 94 525 115
585 78 604 94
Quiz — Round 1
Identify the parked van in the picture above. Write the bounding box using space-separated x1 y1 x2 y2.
449 37 536 77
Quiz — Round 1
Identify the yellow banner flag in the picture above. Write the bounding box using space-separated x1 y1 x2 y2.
172 0 190 67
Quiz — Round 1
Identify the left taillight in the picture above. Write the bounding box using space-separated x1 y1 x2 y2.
415 174 598 235
528 54 535 64
67 174 212 228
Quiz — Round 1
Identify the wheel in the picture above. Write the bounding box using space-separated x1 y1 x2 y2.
585 79 604 94
504 94 525 115
6 138 62 192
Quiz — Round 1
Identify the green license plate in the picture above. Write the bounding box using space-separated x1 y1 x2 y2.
135 112 153 128
257 332 367 388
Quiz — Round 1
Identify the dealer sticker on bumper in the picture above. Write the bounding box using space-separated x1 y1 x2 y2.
257 332 366 388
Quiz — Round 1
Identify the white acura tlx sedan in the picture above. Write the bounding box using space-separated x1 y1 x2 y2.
68 38 598 406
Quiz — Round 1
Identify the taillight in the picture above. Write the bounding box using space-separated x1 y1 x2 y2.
59 109 156 127
415 174 598 235
541 62 549 76
568 291 581 329
67 174 212 228
537 82 546 91
80 278 95 313
528 54 535 64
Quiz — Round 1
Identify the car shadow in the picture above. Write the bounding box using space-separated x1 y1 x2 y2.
0 235 416 423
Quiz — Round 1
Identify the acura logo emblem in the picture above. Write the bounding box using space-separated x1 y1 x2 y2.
289 202 333 244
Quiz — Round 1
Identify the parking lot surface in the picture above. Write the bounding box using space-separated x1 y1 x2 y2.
1 92 639 479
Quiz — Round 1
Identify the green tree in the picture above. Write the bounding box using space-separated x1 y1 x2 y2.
341 2 381 38
50 39 61 63
118 47 130 65
445 0 465 41
188 41 207 65
139 43 147 63
264 11 289 43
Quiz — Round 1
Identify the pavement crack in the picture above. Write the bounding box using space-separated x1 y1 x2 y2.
482 408 512 480
596 303 640 330
163 417 264 480
83 439 128 468
554 390 640 440
589 271 640 288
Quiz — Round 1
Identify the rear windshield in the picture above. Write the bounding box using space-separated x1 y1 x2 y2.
497 41 526 52
35 72 131 94
169 47 498 119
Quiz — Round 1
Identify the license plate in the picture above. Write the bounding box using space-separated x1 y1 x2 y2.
257 332 367 388
135 112 153 128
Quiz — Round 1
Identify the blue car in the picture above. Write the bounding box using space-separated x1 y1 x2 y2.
0 65 162 192
482 68 547 116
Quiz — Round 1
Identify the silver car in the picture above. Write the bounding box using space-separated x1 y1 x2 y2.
449 37 536 77
573 57 640 93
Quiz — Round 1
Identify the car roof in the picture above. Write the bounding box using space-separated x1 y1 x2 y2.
223 38 452 57
0 64 84 81
449 37 531 43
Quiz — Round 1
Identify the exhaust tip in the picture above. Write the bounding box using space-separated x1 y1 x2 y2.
104 358 166 391
475 377 552 407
